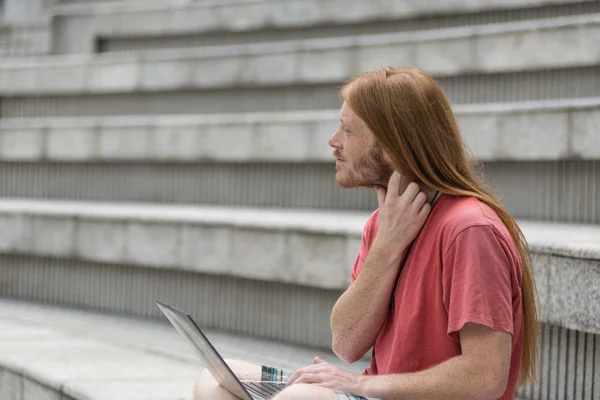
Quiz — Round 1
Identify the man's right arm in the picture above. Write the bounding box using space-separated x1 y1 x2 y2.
330 175 433 363
330 239 406 363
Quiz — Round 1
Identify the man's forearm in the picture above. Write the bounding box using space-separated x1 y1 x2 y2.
358 355 505 400
330 241 405 362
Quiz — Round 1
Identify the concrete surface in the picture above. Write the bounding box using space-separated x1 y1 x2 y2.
1 98 600 163
0 299 369 400
0 199 599 335
0 199 365 290
50 0 592 54
3 14 600 94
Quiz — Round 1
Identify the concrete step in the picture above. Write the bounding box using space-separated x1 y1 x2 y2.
1 201 599 399
1 14 600 118
1 98 599 163
51 0 600 54
5 66 600 117
0 199 599 345
0 99 599 223
0 303 598 400
0 299 368 400
0 159 598 224
0 22 51 57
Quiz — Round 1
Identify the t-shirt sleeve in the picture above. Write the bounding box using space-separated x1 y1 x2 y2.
442 225 515 342
350 213 376 283
350 253 364 283
350 229 369 283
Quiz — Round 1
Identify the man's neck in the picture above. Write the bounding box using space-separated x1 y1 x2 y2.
424 186 440 205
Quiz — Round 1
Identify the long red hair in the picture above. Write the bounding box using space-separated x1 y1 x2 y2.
341 67 539 386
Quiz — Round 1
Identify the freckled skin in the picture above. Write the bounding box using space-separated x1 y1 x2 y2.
329 101 394 190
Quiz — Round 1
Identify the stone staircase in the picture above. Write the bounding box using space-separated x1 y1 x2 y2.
0 0 599 399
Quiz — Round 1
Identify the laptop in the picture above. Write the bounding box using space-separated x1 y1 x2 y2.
154 299 287 400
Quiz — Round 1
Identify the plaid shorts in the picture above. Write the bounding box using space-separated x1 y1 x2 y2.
261 365 381 400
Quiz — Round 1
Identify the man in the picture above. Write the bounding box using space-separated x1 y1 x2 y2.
194 67 539 400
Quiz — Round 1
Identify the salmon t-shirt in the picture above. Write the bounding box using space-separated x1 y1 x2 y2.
351 194 524 400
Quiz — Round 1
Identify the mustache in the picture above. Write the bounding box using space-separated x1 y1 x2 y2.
333 152 344 159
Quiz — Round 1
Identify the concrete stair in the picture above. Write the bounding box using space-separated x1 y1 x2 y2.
51 0 600 54
2 14 600 110
0 299 369 400
1 99 599 163
0 22 50 57
4 299 595 400
1 199 599 339
1 199 599 398
0 99 598 223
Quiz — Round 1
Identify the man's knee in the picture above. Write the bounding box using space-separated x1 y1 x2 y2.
274 384 338 400
193 359 262 400
193 369 221 400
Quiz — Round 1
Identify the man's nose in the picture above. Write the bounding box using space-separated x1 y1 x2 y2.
328 129 342 149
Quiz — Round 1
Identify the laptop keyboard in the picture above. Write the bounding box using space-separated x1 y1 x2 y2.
242 382 287 399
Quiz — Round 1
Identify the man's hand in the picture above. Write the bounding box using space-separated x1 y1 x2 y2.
373 171 431 251
287 357 365 394
329 172 433 363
